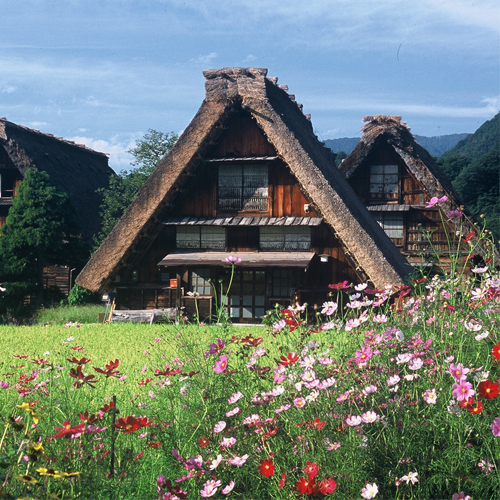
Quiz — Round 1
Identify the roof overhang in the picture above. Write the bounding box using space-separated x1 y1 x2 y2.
158 251 315 268
163 216 322 226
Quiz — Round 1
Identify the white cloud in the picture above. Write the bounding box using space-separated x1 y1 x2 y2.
190 52 218 66
67 135 138 172
29 121 47 127
1 85 17 93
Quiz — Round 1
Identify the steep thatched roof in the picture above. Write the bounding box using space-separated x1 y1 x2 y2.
77 68 411 293
0 118 113 240
340 115 497 259
340 115 460 199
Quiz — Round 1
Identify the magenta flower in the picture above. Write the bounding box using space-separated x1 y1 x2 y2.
294 397 306 408
448 209 463 219
426 195 448 208
452 379 475 402
354 345 373 364
205 338 225 358
225 255 242 265
214 354 228 374
490 417 500 437
449 363 470 381
0 381 9 389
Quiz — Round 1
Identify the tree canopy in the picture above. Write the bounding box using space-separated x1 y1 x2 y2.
0 169 82 310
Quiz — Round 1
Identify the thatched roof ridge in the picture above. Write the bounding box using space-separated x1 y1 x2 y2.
77 68 411 293
0 118 113 240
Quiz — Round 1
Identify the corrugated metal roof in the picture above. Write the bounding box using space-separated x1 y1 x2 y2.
163 216 322 226
158 251 314 267
366 204 411 212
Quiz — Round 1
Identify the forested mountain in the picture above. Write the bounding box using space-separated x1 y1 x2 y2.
439 113 499 240
325 133 469 157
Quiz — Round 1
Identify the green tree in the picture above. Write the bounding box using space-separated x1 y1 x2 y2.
0 169 83 310
94 129 178 247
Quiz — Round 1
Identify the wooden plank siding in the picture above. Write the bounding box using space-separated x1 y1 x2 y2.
347 143 456 256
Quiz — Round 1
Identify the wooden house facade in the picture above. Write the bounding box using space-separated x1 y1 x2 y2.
0 118 114 297
77 68 410 322
340 116 488 267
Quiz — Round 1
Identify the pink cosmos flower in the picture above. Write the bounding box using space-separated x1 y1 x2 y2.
294 397 306 408
318 357 334 365
452 492 471 500
242 414 260 425
209 454 223 470
362 384 378 395
354 345 373 364
490 417 500 437
448 209 463 219
372 314 388 323
213 421 226 433
228 391 243 404
387 375 400 386
449 363 470 381
200 479 221 497
361 482 378 499
423 388 437 404
253 348 266 357
214 354 228 374
426 195 448 208
220 437 237 448
222 481 235 495
272 319 287 333
452 379 475 402
362 411 378 423
228 454 249 466
0 381 9 389
321 301 338 315
275 404 291 414
225 255 242 264
346 415 362 426
409 358 424 371
226 407 241 417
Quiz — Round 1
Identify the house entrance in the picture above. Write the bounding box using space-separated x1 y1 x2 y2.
222 268 266 322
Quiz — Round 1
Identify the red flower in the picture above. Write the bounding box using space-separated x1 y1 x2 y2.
114 416 152 433
319 477 337 495
181 370 200 377
138 378 152 385
72 346 84 351
149 442 162 448
69 365 98 388
154 367 182 376
67 356 91 364
478 380 500 400
492 341 500 361
241 335 263 347
311 417 325 430
467 400 484 414
99 401 115 414
281 309 295 318
198 436 210 448
278 472 286 489
464 231 474 243
297 476 315 495
79 411 98 424
94 359 120 378
302 461 319 479
53 420 85 439
328 280 350 290
278 352 299 366
258 459 275 478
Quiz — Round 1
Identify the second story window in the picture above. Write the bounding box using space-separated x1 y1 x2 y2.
218 164 268 211
260 226 311 250
369 164 398 201
176 226 225 249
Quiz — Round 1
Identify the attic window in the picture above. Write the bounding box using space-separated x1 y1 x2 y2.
369 164 398 201
260 226 311 250
218 164 268 211
176 226 225 249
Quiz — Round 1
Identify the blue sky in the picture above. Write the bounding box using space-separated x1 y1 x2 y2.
1 0 498 171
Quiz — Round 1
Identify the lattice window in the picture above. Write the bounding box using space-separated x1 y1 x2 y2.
272 269 293 297
369 164 398 200
191 268 212 295
176 226 225 249
374 212 404 239
260 226 310 250
218 164 268 211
